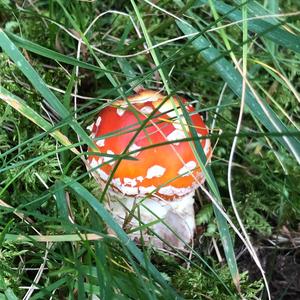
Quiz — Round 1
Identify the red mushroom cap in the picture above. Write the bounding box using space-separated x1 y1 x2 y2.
88 90 212 200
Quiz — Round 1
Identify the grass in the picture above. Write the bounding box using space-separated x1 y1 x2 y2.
0 0 299 299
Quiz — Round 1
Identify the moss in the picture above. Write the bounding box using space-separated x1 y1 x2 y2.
173 265 263 299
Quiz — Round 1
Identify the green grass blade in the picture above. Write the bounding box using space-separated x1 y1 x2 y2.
176 20 300 164
3 234 105 243
53 181 73 230
4 289 18 300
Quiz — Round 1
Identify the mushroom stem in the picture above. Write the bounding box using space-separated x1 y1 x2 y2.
106 192 196 249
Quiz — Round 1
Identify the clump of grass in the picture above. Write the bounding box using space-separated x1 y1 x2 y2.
173 265 263 300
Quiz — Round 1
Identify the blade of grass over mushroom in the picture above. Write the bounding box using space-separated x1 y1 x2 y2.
179 101 240 289
128 197 235 296
194 0 300 53
0 104 296 176
176 20 300 164
131 5 237 282
2 128 295 202
0 29 96 151
95 92 175 205
61 176 181 299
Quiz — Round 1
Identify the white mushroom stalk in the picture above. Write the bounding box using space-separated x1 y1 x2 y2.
87 90 212 249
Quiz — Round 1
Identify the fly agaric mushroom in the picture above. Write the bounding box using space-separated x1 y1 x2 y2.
87 89 212 249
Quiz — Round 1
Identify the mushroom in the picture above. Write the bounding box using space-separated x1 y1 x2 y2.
87 89 212 249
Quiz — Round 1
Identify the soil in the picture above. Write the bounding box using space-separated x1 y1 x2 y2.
238 239 300 299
